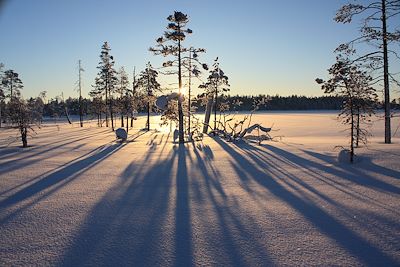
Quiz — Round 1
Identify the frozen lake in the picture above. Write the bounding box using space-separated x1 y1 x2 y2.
0 112 399 266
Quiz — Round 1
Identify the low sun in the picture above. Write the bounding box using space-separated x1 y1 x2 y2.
180 87 187 95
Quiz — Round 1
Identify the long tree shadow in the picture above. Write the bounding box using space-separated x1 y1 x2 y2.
0 129 147 210
190 141 274 266
213 138 399 266
0 129 112 175
0 145 107 197
174 144 193 267
59 141 181 266
278 147 400 195
60 138 276 266
0 129 125 197
0 141 125 225
0 127 109 160
302 148 400 181
239 144 400 214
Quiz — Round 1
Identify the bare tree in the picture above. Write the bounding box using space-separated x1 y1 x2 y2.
77 60 84 127
90 77 104 126
335 0 400 144
199 57 230 134
182 47 207 134
28 91 46 125
116 67 130 127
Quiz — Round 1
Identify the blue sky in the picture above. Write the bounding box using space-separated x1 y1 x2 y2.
0 0 398 99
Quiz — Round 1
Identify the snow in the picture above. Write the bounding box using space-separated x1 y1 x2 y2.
338 149 352 164
0 111 399 266
115 128 128 140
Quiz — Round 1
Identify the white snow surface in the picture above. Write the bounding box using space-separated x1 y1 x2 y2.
0 112 399 266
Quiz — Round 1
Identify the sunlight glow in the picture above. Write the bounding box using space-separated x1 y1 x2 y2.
180 87 187 96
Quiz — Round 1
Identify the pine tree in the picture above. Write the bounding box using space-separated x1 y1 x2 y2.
2 69 23 99
317 57 378 163
89 77 106 127
8 97 31 147
4 75 42 148
137 62 161 131
334 0 400 144
96 41 118 131
150 11 194 143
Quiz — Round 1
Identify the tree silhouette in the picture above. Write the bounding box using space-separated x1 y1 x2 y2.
317 56 378 163
117 67 130 128
137 62 162 131
96 42 118 131
89 81 106 127
77 60 84 127
199 57 230 133
182 47 207 135
150 11 194 143
2 69 23 99
8 97 32 147
335 0 400 144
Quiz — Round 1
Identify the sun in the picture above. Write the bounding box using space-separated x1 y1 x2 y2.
180 87 187 96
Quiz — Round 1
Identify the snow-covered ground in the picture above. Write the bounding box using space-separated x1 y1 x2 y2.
0 111 399 266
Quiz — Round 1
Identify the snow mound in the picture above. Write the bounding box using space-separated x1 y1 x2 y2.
115 128 127 140
338 149 352 163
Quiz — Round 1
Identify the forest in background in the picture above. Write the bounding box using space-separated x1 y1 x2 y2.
32 94 399 118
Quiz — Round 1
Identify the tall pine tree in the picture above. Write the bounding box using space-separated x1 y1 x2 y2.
137 62 161 131
96 42 118 131
150 11 193 143
335 0 400 144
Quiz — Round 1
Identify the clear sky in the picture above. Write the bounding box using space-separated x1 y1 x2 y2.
0 0 398 99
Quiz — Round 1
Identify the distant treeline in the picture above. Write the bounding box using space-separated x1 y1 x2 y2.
40 94 398 117
193 95 347 112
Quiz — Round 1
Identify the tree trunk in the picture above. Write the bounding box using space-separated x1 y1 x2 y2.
382 0 391 144
126 115 128 134
10 80 13 100
64 105 72 124
105 89 109 127
350 108 354 163
110 97 114 131
79 60 83 127
177 38 184 143
121 92 124 127
147 101 150 131
79 95 83 127
188 49 192 135
214 82 218 134
203 96 213 134
21 126 28 148
356 107 360 147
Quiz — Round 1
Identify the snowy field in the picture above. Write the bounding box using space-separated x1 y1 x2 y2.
0 111 399 266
